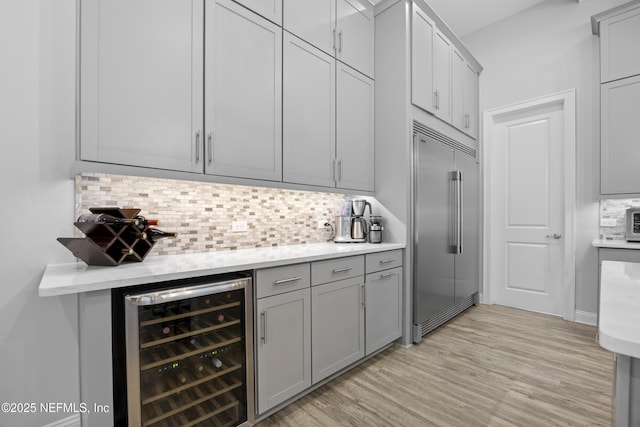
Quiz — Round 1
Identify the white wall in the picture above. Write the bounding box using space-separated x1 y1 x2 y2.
0 1 79 426
463 0 628 316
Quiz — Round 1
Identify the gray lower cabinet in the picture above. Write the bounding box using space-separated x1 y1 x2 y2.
255 266 311 414
311 276 365 384
365 267 402 355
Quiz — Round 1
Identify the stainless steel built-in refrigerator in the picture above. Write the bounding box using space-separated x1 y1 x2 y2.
412 130 479 343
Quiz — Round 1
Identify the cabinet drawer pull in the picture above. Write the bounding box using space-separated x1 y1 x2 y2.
273 276 303 285
333 266 353 273
380 272 396 278
207 132 213 165
379 259 395 264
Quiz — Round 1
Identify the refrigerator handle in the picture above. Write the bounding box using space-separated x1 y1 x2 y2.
452 171 462 255
458 171 463 255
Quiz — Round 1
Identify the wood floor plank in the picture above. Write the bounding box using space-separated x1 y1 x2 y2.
255 304 613 426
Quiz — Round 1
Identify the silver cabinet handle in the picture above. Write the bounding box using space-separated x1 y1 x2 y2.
380 272 396 278
433 91 438 109
379 259 395 264
337 159 343 182
261 311 267 344
333 266 353 273
207 132 213 165
338 30 343 53
195 131 201 164
333 158 337 181
459 170 464 254
361 284 365 307
274 276 302 285
546 233 562 239
333 29 337 51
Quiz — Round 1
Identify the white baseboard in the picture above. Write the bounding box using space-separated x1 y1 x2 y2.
574 310 597 326
42 414 81 427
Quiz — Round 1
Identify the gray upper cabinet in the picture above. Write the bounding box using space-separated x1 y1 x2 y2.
283 0 334 55
283 35 374 192
336 63 375 192
283 0 373 78
598 5 640 83
80 0 204 172
205 0 283 181
233 0 282 25
432 29 452 123
600 75 640 195
283 34 336 187
411 4 435 115
335 0 374 78
452 48 478 139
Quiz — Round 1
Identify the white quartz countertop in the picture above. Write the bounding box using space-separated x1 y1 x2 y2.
599 260 640 358
592 239 640 250
39 242 405 297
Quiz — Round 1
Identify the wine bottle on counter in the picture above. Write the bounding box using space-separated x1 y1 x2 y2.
134 215 160 230
77 213 139 226
147 228 178 242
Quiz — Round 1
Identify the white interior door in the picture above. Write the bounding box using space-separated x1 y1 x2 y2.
489 99 568 316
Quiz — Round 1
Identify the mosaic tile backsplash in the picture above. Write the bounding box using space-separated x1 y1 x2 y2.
599 198 640 240
76 174 344 256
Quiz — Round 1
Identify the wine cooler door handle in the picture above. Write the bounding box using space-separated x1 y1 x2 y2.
125 278 251 306
261 310 267 344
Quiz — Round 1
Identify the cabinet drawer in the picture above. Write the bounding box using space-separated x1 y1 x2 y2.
311 255 364 286
256 263 311 298
365 250 402 274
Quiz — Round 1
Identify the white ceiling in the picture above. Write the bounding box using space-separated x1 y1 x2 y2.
372 0 549 38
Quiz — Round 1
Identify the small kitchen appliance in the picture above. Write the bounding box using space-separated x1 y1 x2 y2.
368 216 384 244
333 199 370 243
626 208 640 242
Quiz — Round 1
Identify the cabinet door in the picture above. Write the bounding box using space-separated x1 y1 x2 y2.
80 0 203 172
433 30 452 123
311 276 365 384
451 49 465 132
463 62 478 138
599 7 640 83
283 34 336 187
336 63 374 192
283 0 334 55
256 288 311 414
365 267 402 355
234 0 282 25
205 0 282 181
411 3 435 114
601 75 640 195
336 0 374 78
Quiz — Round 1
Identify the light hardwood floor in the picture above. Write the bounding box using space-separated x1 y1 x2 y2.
256 304 613 427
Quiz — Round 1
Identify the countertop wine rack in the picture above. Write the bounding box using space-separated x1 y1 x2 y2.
58 207 157 266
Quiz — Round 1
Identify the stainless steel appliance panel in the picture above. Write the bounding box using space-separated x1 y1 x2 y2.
413 135 456 324
454 150 479 302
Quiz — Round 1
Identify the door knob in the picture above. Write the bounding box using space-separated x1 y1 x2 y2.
546 233 562 239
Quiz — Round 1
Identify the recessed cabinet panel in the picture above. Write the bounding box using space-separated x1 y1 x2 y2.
205 0 282 181
463 63 478 138
433 30 452 123
601 75 640 195
600 7 640 83
411 4 435 114
451 49 465 132
365 267 402 355
80 0 203 172
256 288 311 414
233 0 282 25
311 277 365 384
283 0 334 55
336 0 374 78
282 34 336 187
336 63 375 192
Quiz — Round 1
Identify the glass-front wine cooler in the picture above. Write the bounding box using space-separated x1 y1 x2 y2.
118 273 254 427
